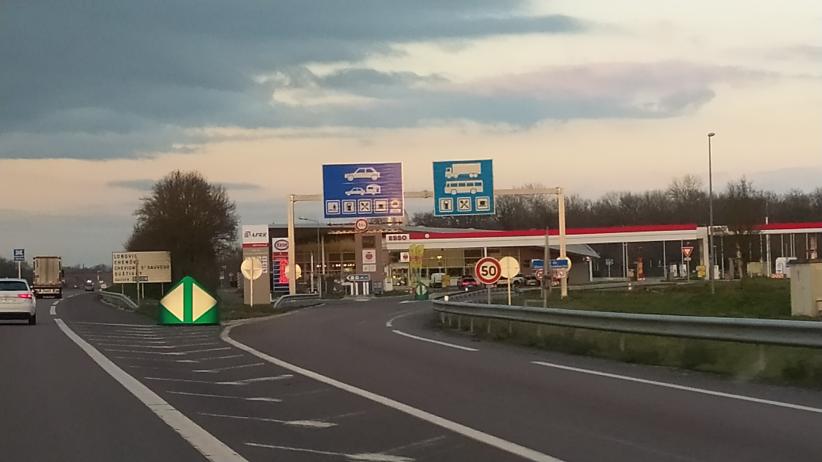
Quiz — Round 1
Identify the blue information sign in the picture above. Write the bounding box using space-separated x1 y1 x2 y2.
433 159 494 216
323 163 404 219
13 248 24 262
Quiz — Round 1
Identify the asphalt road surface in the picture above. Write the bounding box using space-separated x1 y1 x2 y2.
2 293 822 462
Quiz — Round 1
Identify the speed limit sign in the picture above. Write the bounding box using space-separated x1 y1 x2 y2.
474 257 502 285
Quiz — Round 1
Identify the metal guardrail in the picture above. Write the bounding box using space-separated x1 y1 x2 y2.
99 291 139 311
432 298 822 348
273 293 320 309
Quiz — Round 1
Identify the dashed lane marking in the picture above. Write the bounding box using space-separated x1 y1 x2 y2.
54 319 246 462
245 442 414 461
166 391 282 403
201 413 336 429
531 360 822 415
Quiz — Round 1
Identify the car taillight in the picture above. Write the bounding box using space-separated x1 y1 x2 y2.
18 293 32 299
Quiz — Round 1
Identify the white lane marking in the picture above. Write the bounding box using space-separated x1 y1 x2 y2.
246 442 414 461
54 319 247 462
391 330 478 352
196 354 244 362
222 323 562 462
145 374 293 386
97 344 177 349
398 300 419 304
72 321 160 328
166 391 282 403
111 356 200 363
200 412 335 429
531 361 822 415
385 310 416 328
193 362 266 374
49 305 56 316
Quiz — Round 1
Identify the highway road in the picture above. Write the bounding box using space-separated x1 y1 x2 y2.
2 293 822 461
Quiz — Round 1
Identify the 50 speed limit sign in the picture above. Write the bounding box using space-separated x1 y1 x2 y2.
474 257 502 285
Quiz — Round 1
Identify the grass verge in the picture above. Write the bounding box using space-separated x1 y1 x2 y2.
513 279 794 318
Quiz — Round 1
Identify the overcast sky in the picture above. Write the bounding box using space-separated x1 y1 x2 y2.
2 0 820 265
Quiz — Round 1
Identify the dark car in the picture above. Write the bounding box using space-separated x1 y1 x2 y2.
84 280 95 292
457 275 480 291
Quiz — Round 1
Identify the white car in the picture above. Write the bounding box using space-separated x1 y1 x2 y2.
0 278 37 325
345 167 380 182
345 186 366 196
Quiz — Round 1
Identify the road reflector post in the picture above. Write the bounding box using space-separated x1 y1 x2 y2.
159 276 219 325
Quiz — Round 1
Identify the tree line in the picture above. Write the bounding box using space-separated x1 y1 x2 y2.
414 175 822 230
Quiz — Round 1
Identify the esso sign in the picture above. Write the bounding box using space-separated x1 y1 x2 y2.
385 234 410 242
272 239 289 252
474 257 502 285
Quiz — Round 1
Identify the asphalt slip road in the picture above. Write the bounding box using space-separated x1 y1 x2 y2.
2 292 822 462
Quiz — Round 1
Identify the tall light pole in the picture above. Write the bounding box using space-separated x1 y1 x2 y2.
298 217 323 297
707 132 716 295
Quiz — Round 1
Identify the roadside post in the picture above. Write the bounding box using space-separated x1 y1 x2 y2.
499 256 520 306
474 256 501 305
543 228 549 308
241 256 263 308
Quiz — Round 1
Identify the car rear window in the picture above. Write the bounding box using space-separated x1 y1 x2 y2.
0 281 28 291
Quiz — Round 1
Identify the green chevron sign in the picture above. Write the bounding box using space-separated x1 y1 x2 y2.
159 276 219 325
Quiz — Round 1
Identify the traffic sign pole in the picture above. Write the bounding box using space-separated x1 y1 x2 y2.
17 261 21 279
543 227 549 308
558 188 568 299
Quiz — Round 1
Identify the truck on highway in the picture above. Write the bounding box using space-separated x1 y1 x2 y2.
445 162 482 179
32 256 63 298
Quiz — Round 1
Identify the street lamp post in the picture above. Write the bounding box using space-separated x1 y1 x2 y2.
298 217 323 297
707 132 716 295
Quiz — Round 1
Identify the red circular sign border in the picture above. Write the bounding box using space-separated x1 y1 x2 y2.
474 256 502 285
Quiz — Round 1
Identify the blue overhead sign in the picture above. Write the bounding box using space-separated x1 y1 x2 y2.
433 159 494 216
323 163 404 219
13 249 24 262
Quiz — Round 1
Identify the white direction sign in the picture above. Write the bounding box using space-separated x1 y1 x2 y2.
113 251 172 284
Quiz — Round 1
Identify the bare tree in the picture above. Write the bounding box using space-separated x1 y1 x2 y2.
126 170 238 291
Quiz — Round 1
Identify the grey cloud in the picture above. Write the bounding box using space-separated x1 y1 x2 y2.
0 0 588 159
107 179 156 191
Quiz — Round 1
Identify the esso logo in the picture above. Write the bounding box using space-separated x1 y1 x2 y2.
386 234 410 242
272 239 289 252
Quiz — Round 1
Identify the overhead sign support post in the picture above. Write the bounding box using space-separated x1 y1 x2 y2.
557 187 568 299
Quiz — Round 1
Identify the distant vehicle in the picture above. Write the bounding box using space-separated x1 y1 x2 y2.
84 280 95 292
523 275 540 287
445 179 483 195
0 278 37 325
445 162 481 179
345 167 380 182
429 272 446 288
32 256 63 299
365 184 381 195
497 273 525 287
457 275 479 291
345 187 366 196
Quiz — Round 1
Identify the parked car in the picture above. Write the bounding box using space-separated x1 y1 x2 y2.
457 275 480 291
429 272 446 288
523 275 540 287
497 273 526 287
0 278 37 325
